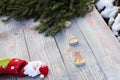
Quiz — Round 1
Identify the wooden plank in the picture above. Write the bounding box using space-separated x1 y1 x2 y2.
22 19 71 80
54 19 107 80
1 7 120 80
76 7 120 80
0 17 32 80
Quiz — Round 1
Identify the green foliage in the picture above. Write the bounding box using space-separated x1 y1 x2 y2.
0 0 96 36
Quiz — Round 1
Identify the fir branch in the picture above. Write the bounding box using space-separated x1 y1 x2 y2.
0 0 96 36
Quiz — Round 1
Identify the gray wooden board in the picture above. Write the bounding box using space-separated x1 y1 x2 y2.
76 7 120 80
0 17 35 80
0 7 120 80
0 17 30 80
54 19 107 80
21 19 70 80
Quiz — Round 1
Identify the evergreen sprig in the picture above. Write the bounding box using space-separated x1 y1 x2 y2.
0 0 96 36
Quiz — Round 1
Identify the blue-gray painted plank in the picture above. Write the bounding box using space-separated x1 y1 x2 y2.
22 19 71 80
76 7 120 80
1 7 120 80
54 19 107 80
0 17 34 80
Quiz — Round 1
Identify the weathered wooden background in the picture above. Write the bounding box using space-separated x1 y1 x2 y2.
0 8 120 80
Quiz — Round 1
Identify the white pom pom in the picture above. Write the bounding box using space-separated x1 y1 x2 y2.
40 74 44 78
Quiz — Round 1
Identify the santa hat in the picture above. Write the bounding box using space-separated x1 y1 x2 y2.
39 65 49 78
23 61 49 78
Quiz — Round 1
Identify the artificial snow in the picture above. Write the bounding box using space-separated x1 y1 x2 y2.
112 14 120 36
100 7 118 18
96 0 120 38
96 0 114 11
108 17 114 25
96 0 119 25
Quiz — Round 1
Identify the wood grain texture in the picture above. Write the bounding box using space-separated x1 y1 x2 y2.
76 7 120 80
0 17 35 80
21 19 70 80
0 7 120 80
54 19 107 80
0 17 30 80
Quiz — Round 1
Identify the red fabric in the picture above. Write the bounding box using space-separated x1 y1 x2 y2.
0 58 28 77
39 65 49 77
18 70 26 77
